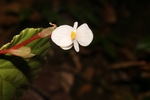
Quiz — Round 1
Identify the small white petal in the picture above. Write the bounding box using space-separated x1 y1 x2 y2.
60 44 73 50
76 23 93 46
73 40 79 52
73 22 78 30
51 25 73 47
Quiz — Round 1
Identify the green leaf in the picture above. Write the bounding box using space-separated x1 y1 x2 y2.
0 27 52 100
136 35 150 52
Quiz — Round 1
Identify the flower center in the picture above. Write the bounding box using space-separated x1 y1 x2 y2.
71 31 76 40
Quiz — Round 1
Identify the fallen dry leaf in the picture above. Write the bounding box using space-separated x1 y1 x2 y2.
77 83 92 97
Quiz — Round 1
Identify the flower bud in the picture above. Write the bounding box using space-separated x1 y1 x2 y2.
38 23 57 38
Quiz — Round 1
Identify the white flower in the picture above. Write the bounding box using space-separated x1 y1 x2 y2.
51 22 93 52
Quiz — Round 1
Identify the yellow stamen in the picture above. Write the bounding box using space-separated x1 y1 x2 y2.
71 31 76 40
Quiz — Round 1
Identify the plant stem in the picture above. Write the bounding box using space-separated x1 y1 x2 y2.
0 49 9 54
11 35 40 49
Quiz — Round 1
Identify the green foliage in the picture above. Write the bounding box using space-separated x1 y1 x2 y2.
100 34 126 59
0 28 50 100
136 35 150 52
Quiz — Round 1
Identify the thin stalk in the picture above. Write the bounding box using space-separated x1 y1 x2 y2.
11 35 40 49
0 49 9 54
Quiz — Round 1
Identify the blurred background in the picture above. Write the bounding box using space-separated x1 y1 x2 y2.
1 0 150 100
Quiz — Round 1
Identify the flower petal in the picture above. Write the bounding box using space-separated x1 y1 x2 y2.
51 25 73 47
73 22 78 30
76 23 93 46
73 40 79 52
60 44 73 50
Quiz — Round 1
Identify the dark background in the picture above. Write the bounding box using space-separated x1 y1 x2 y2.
1 0 150 100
